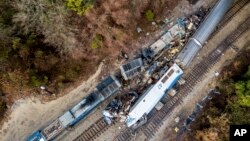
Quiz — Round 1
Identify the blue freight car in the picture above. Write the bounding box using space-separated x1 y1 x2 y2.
26 92 103 141
27 131 46 141
27 75 121 141
59 91 105 127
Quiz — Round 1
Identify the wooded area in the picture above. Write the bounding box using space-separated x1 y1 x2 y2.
0 0 180 121
185 47 250 141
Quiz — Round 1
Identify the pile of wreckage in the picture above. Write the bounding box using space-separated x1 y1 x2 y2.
144 7 207 61
102 8 207 125
102 92 138 124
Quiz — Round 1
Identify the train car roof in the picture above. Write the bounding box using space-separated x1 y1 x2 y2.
160 31 173 44
59 92 104 127
120 58 143 80
27 131 45 141
149 39 167 57
41 119 64 140
126 63 183 127
96 75 121 98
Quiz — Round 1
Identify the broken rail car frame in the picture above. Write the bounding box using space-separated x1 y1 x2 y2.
115 14 250 141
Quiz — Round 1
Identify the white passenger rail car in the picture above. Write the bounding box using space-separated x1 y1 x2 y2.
126 63 183 127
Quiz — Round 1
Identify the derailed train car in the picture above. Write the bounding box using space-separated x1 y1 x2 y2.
27 75 121 141
176 0 234 67
126 63 183 127
142 23 185 60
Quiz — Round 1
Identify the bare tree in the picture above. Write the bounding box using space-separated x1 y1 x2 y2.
13 0 80 55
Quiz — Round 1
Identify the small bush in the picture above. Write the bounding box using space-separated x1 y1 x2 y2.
145 10 155 22
29 69 48 87
91 34 103 49
12 37 21 50
25 33 37 47
66 0 94 15
0 48 9 62
30 75 48 87
65 68 78 81
34 50 44 58
18 47 30 60
8 72 22 84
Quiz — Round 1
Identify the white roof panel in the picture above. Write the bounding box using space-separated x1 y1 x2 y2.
160 32 173 44
70 99 90 118
168 24 185 37
149 39 167 57
59 111 74 127
126 63 183 127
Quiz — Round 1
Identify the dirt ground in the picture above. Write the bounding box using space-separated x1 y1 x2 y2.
0 63 104 141
0 0 234 141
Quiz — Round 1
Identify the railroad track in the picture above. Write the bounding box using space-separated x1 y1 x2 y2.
141 16 250 141
114 12 250 141
209 0 249 40
72 1 248 141
73 118 112 141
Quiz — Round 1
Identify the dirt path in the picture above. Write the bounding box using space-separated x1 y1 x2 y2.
0 63 104 141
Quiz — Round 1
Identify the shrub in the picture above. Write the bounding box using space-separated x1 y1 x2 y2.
227 103 250 124
91 34 103 49
145 10 155 22
0 0 15 26
8 72 22 84
30 75 48 87
65 68 78 81
12 37 21 50
244 66 250 79
234 66 250 107
34 50 44 58
66 0 94 15
29 69 48 87
0 48 9 62
25 33 36 47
